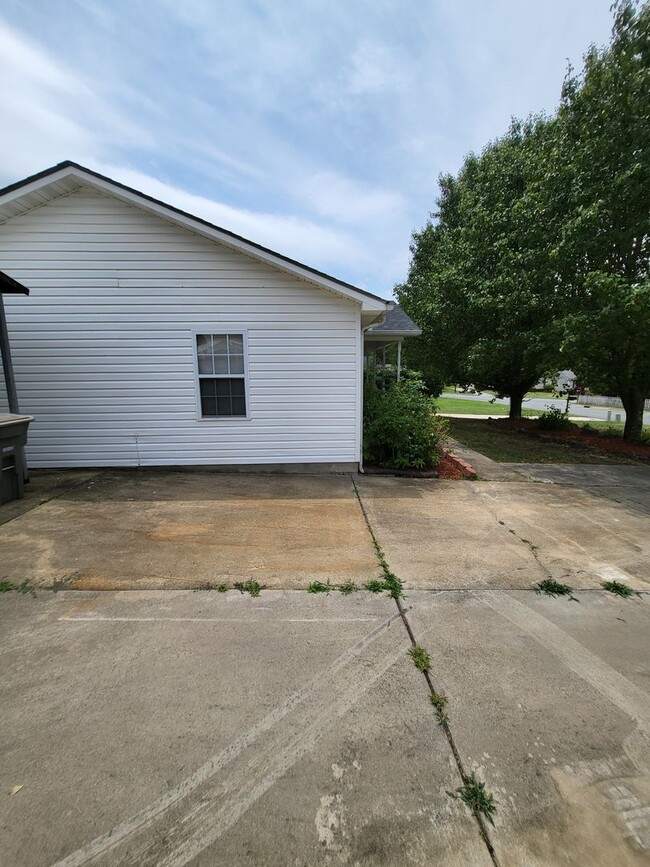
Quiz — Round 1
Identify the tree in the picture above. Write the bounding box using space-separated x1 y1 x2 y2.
557 0 650 440
397 117 565 418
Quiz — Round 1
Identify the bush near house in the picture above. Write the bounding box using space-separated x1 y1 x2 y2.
363 364 448 469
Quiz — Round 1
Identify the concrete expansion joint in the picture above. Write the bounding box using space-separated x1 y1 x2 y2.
350 475 501 867
477 495 553 582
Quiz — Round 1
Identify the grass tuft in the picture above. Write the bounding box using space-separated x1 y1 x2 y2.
338 580 358 596
216 583 229 593
307 580 331 594
0 580 15 593
447 773 497 826
365 578 386 593
602 579 636 598
534 578 574 598
409 645 431 673
236 580 262 597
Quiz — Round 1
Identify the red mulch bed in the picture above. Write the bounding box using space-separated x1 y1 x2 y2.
364 451 477 479
489 417 650 460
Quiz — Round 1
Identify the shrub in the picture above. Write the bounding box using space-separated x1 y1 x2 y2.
537 406 572 431
363 366 448 469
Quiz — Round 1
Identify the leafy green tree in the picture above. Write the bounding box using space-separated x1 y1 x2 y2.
398 117 564 418
556 0 650 440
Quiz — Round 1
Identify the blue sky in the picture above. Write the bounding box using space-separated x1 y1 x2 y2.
1 0 613 295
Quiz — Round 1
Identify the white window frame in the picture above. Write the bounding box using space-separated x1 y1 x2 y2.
191 329 251 421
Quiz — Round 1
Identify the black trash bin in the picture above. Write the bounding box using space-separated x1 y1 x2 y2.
0 414 33 504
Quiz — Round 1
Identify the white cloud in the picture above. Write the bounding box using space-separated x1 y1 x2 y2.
88 163 372 275
0 18 150 176
347 41 410 96
301 171 405 226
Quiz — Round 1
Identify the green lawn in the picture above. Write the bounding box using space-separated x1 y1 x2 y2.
436 396 539 417
444 388 558 400
447 418 640 464
575 420 650 444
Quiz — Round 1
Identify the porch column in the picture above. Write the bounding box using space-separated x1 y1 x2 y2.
396 339 402 381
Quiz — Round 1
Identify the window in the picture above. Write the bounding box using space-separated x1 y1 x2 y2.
195 333 247 417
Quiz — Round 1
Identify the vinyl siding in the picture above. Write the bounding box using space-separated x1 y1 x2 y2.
0 187 361 467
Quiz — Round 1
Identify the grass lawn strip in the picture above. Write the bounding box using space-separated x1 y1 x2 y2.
447 418 646 465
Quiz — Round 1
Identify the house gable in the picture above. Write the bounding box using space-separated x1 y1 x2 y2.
0 185 364 468
0 162 388 313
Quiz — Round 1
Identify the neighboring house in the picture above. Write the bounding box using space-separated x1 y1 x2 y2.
0 161 418 471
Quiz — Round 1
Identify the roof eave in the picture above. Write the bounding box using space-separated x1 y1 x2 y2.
365 329 422 339
0 162 388 312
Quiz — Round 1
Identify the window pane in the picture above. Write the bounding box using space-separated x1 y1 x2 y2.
196 335 247 419
231 379 245 396
231 396 246 416
214 355 229 374
229 354 244 374
201 396 217 416
197 335 212 355
217 396 233 415
198 354 214 374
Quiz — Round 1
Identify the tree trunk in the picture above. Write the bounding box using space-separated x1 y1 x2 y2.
620 389 645 442
509 387 526 419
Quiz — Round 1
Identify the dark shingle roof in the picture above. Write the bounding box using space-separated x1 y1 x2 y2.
366 305 421 336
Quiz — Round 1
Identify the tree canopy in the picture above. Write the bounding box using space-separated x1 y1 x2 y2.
397 0 649 438
557 0 650 440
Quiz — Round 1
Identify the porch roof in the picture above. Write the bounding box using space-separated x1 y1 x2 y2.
364 305 421 342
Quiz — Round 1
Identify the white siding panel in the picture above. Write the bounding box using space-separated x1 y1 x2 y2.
0 188 361 467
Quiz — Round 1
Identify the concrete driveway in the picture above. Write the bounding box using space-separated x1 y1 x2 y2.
355 466 650 592
0 470 378 590
1 466 648 865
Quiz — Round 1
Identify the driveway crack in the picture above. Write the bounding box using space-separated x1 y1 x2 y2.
351 475 501 866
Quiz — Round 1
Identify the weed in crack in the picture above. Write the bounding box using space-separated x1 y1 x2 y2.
0 580 15 593
338 580 358 596
382 571 404 600
235 580 262 597
352 474 499 866
409 645 431 673
602 580 637 598
216 583 229 593
430 691 449 725
307 580 331 594
448 773 498 826
534 578 577 600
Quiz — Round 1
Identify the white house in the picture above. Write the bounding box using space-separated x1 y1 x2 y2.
0 161 418 472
